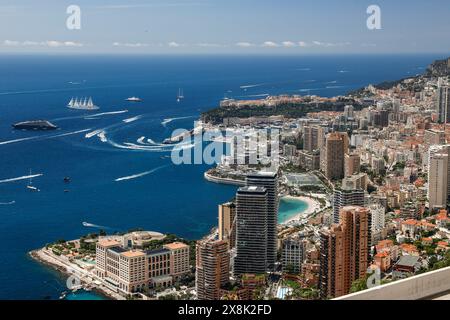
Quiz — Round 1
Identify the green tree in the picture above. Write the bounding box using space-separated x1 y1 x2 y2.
350 274 371 293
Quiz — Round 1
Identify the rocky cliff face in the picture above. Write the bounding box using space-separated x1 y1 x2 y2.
425 57 450 78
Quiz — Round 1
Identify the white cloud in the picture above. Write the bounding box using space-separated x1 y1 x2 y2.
235 42 254 47
298 41 309 47
168 41 181 47
3 40 83 47
22 41 40 46
3 40 20 46
63 41 84 47
113 42 149 47
46 41 83 47
262 41 279 47
312 40 351 47
196 43 225 48
282 41 296 47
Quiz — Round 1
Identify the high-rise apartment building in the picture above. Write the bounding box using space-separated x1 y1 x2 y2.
370 204 385 233
332 188 365 223
343 105 355 119
344 153 361 177
196 239 230 300
370 204 386 243
342 173 368 191
428 152 449 209
436 80 450 124
319 206 371 299
321 132 346 180
281 236 307 274
245 172 278 270
371 157 386 175
428 145 450 203
234 186 268 276
218 201 236 249
424 129 446 146
303 125 325 152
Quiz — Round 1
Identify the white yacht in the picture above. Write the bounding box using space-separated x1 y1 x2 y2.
177 88 184 102
125 97 143 102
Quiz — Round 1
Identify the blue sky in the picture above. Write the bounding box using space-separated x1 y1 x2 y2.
0 0 449 54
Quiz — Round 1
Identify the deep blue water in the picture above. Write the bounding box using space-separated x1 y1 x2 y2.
0 54 445 299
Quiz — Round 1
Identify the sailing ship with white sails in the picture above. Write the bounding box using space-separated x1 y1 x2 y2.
67 97 99 110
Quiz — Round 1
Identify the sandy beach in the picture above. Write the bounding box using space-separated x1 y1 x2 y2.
280 195 321 225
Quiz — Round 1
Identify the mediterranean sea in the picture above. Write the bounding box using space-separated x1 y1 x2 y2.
0 54 444 299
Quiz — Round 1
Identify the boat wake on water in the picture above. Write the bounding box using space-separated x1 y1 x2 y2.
137 136 146 144
94 127 174 152
51 128 92 138
239 83 265 89
326 85 346 89
0 174 43 184
122 115 142 123
82 222 111 229
114 165 169 182
83 110 129 120
161 116 195 127
0 136 39 146
136 136 164 146
0 201 16 205
105 137 172 152
0 129 92 146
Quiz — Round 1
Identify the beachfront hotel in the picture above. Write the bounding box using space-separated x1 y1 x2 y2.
95 238 190 294
146 248 172 288
164 242 191 280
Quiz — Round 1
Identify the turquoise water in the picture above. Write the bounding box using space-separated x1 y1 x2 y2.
64 290 107 300
278 197 309 224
